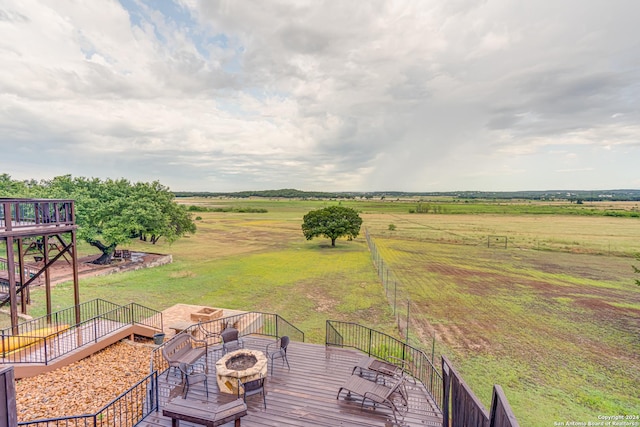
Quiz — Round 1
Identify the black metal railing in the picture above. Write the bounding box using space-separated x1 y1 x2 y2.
0 199 75 232
0 257 39 280
150 311 304 374
18 371 158 427
0 299 121 337
0 301 162 364
129 303 163 330
325 320 443 411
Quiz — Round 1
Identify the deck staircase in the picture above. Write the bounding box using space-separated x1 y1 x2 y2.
0 299 163 378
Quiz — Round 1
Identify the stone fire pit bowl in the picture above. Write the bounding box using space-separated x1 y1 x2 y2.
215 349 267 395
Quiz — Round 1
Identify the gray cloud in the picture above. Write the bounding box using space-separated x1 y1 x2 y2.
0 0 638 191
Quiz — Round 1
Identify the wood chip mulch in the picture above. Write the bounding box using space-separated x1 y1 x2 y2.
15 340 153 422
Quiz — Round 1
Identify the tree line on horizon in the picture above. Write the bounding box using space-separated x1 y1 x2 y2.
174 188 640 201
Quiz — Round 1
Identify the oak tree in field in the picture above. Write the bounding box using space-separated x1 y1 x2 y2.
2 174 196 265
301 206 362 247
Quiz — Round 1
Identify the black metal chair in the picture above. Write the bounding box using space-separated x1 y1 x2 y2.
238 375 266 409
266 336 290 375
178 362 209 399
221 326 244 354
196 322 223 356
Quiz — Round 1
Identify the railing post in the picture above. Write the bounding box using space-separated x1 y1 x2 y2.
431 334 436 391
368 328 372 356
155 371 160 412
394 281 397 315
406 299 410 344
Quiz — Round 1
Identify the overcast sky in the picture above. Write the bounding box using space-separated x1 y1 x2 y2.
1 0 638 192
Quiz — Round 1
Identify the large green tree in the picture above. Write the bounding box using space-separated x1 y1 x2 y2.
1 174 196 265
301 206 363 247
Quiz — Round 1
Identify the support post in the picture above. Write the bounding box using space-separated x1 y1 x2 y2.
44 235 52 324
17 239 26 314
71 231 80 325
6 237 18 334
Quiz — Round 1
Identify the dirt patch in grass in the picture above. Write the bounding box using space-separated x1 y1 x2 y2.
24 252 169 287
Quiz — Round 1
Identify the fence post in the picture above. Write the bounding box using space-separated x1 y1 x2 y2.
368 328 372 356
394 281 397 315
406 299 410 344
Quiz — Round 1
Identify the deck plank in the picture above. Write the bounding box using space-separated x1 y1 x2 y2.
141 336 442 427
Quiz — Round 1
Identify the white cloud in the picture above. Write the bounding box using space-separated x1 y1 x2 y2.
0 0 638 191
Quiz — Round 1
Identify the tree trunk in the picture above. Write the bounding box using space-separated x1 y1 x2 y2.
331 238 336 247
87 239 116 265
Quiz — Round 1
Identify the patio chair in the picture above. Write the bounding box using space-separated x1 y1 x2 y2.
266 336 290 375
337 373 408 424
177 362 209 399
221 326 244 354
238 375 266 409
196 322 223 355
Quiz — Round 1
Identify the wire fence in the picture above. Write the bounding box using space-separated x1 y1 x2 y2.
365 228 435 357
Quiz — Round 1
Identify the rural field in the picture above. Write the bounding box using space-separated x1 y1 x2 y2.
22 198 640 426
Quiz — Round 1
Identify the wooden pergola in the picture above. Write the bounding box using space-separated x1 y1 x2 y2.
0 199 80 333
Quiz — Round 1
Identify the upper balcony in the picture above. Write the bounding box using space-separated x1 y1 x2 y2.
0 199 76 238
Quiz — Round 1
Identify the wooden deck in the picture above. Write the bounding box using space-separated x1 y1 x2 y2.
140 336 442 427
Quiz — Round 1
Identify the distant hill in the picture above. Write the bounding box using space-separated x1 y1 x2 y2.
174 189 349 199
174 188 640 201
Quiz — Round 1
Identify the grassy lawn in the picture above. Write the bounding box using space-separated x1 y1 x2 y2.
26 207 396 343
18 198 640 424
365 213 640 425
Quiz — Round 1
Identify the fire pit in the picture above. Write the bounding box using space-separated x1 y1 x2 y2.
190 307 223 322
215 349 267 395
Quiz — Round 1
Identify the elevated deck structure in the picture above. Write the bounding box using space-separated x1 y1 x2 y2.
0 199 80 332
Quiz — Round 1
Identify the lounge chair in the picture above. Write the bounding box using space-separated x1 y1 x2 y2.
352 356 405 379
337 373 408 423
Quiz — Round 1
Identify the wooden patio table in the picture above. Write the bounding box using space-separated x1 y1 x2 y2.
162 397 247 427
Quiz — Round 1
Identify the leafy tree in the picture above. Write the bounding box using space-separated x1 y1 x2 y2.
634 253 640 286
0 173 40 197
2 174 196 265
301 206 362 247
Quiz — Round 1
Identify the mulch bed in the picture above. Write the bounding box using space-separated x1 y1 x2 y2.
15 340 153 422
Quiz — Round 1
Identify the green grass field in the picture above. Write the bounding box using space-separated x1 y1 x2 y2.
20 198 640 425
